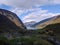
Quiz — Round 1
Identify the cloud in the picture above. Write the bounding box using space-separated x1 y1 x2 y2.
9 7 60 23
22 8 60 23
0 0 60 9
49 0 60 4
11 8 37 16
11 8 25 15
0 0 60 23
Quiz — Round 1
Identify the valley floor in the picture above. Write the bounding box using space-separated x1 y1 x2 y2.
0 29 60 45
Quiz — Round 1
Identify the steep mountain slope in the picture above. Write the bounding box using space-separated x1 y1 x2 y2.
32 15 60 29
0 9 26 38
0 14 20 32
0 9 26 29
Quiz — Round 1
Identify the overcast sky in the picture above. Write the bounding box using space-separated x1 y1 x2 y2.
0 0 60 23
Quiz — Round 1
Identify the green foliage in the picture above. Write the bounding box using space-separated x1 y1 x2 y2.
43 23 60 41
0 36 9 45
0 36 52 45
9 36 53 45
36 29 45 34
9 37 35 45
43 23 60 33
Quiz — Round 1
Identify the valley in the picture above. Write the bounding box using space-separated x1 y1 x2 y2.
0 9 60 45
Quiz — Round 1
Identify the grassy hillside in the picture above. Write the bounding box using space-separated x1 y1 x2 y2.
43 23 60 33
34 15 60 29
43 23 60 41
0 36 53 45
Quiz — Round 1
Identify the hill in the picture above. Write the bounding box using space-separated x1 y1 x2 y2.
0 9 26 38
32 15 60 29
24 21 36 27
0 9 26 29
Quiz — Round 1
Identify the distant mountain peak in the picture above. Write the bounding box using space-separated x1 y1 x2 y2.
24 21 36 27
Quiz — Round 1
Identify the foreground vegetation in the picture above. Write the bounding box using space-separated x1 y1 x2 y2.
0 35 53 45
0 29 53 45
0 23 60 45
43 23 60 41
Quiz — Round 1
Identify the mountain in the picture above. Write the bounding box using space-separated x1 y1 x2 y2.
32 15 60 29
0 9 26 38
43 23 60 33
24 21 36 27
24 21 37 29
0 9 26 29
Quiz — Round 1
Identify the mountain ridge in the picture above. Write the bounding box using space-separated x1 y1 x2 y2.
0 9 26 29
0 9 26 38
32 15 60 29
